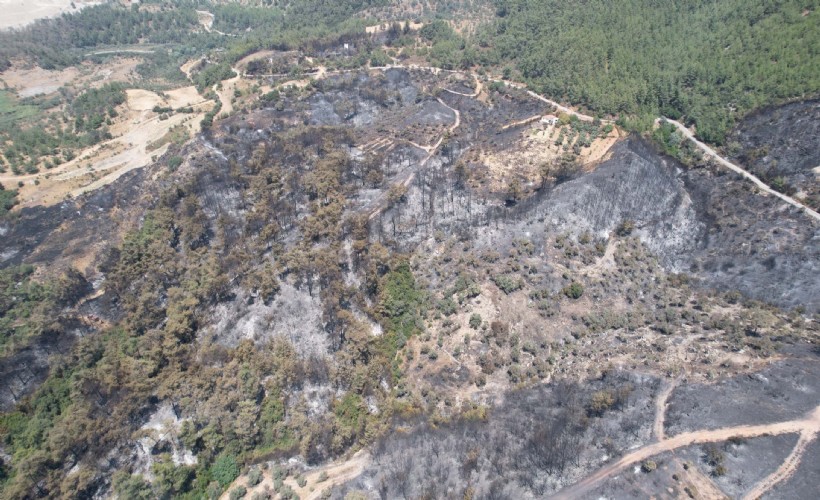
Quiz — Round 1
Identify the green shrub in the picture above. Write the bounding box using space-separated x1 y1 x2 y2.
0 183 18 217
261 90 280 102
279 484 296 499
272 465 285 481
469 313 482 329
438 296 458 316
112 472 153 500
211 454 240 488
587 389 615 416
230 486 247 500
247 467 263 487
616 220 635 236
641 460 657 473
168 156 183 170
562 282 584 299
493 274 523 294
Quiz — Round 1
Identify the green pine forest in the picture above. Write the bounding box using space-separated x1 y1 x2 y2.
483 0 820 144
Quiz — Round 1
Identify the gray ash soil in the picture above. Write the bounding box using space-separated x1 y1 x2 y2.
665 356 820 435
0 168 148 272
4 73 815 315
678 159 820 312
332 371 659 499
585 450 683 500
0 320 89 411
0 73 817 409
0 67 818 496
684 434 800 499
728 99 820 209
469 138 703 270
383 134 819 311
766 437 820 499
587 434 799 500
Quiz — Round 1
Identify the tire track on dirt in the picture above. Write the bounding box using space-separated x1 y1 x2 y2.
660 118 820 222
653 376 680 441
552 406 820 499
366 97 460 221
742 430 817 500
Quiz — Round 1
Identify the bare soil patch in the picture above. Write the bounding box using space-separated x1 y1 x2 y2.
365 20 424 34
0 65 80 97
1 85 212 207
221 450 371 500
1 57 140 98
0 0 102 30
478 123 619 191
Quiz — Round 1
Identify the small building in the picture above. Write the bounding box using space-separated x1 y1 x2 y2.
541 114 559 126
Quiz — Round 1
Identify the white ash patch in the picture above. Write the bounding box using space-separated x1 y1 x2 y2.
131 402 197 478
288 383 343 419
207 282 329 358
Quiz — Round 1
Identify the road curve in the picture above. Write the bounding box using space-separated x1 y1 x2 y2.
742 430 817 500
552 406 820 499
660 118 820 222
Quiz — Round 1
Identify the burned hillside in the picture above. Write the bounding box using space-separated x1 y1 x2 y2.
0 66 817 499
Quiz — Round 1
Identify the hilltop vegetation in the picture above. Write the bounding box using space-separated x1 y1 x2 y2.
3 0 814 145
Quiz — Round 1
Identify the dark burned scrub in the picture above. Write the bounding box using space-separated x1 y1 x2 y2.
0 0 816 492
0 265 90 359
335 373 655 499
0 88 438 496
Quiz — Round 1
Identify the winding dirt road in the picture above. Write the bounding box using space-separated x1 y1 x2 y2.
441 72 483 98
742 429 817 500
552 406 820 499
660 118 820 222
653 377 680 441
365 96 461 221
84 49 156 57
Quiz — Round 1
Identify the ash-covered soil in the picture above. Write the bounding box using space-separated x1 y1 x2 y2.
3 72 817 314
385 133 819 311
665 356 819 434
767 437 820 499
332 371 658 499
588 434 799 500
683 434 800 499
0 65 818 498
728 99 820 209
0 167 148 272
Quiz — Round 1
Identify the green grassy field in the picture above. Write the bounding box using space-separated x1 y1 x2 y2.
0 90 38 129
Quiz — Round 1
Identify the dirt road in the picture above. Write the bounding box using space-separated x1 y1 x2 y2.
742 430 817 500
214 68 241 116
518 86 598 122
653 377 680 440
219 450 371 500
442 73 483 98
552 405 820 499
84 49 156 57
366 96 461 221
660 118 820 222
